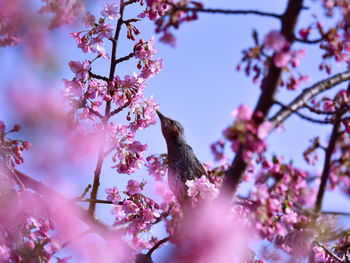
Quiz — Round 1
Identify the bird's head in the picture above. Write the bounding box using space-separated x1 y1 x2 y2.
156 110 185 142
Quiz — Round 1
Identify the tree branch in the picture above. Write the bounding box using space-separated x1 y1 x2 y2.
89 72 109 82
294 37 323 44
274 101 332 124
114 52 134 65
168 2 281 19
314 114 341 213
147 237 170 256
269 70 350 128
222 0 304 195
88 0 127 216
110 100 131 116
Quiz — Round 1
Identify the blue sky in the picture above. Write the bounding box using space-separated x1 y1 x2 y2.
1 0 350 261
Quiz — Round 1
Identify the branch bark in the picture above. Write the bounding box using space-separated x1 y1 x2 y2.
269 70 350 128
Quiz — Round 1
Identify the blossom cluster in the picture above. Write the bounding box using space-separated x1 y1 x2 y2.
222 104 271 162
71 4 121 57
39 0 85 29
138 0 203 47
248 157 316 254
63 2 163 174
0 190 67 262
106 180 171 250
319 0 350 73
185 175 219 206
145 154 168 181
0 122 32 167
238 30 309 90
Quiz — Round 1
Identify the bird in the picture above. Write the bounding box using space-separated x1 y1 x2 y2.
156 110 207 206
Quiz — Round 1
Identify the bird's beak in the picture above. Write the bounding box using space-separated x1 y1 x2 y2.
156 109 165 120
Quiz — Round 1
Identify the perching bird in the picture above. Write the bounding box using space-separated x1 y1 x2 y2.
156 110 207 206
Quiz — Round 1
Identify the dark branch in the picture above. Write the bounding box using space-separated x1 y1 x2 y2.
269 70 350 128
114 52 134 65
314 114 341 213
295 37 322 44
168 2 281 19
88 108 104 119
79 184 92 199
110 100 131 116
74 198 114 205
89 72 109 82
304 104 336 115
147 237 170 256
274 101 332 124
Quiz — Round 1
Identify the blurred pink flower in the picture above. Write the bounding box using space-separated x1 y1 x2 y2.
264 30 288 52
274 51 292 68
101 2 120 20
127 180 142 195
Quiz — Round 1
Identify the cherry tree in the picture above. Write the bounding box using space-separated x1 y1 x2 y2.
1 0 350 262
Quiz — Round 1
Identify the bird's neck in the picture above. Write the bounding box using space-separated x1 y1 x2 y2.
166 136 188 154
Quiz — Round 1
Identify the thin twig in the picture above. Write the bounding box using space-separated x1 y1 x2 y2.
269 70 350 128
74 198 114 205
314 240 345 262
274 101 332 124
114 52 134 65
80 184 92 199
304 104 336 115
147 237 170 256
89 72 109 82
314 114 341 213
295 37 323 44
110 100 131 116
168 2 281 19
88 108 104 119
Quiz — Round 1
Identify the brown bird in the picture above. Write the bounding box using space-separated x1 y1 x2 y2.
156 110 207 206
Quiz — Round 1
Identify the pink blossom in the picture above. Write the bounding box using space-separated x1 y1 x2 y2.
231 104 252 121
112 205 125 220
39 0 85 29
274 51 292 68
159 31 177 47
292 49 306 67
264 30 288 52
106 187 121 204
96 22 114 40
126 179 142 195
68 60 91 80
134 37 158 60
186 175 219 205
313 246 328 262
81 11 95 27
323 100 335 112
122 200 139 214
257 121 272 139
299 28 311 40
101 2 120 20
